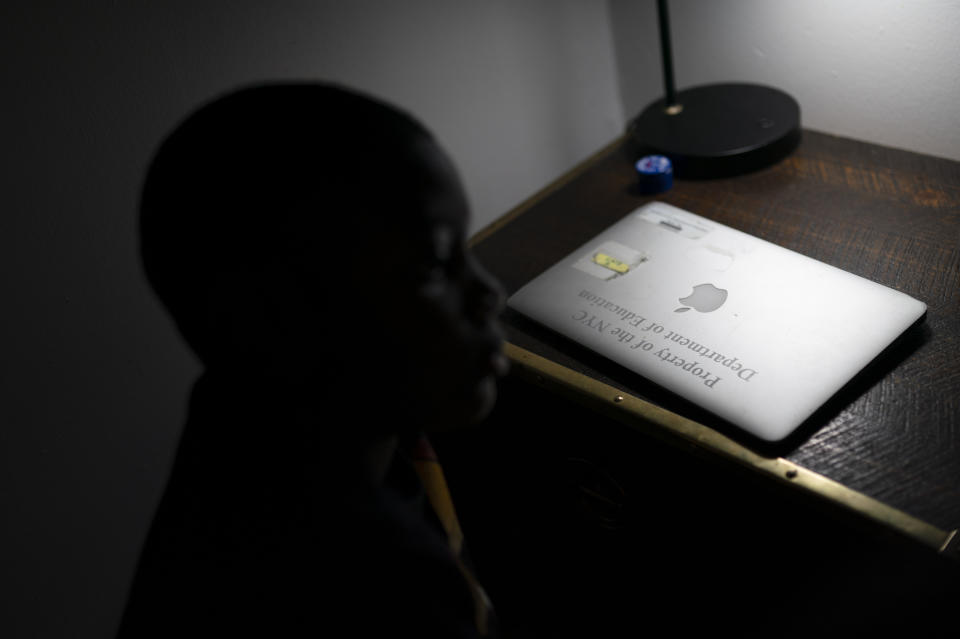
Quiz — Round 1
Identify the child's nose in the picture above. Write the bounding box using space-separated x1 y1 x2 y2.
467 257 505 322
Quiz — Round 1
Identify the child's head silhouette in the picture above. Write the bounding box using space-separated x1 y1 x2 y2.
140 83 506 430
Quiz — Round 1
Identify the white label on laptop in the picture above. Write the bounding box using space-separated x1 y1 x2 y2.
637 205 710 239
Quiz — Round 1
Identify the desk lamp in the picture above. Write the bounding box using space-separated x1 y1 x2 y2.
630 0 801 178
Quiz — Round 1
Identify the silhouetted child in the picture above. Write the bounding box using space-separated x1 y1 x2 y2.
118 83 507 637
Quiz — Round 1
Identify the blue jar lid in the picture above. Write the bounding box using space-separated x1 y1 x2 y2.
635 155 673 194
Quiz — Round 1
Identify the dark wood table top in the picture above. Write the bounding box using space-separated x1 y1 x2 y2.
471 129 960 545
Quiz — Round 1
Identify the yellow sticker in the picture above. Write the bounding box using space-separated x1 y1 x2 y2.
593 252 630 274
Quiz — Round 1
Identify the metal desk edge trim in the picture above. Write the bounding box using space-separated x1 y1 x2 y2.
504 342 955 558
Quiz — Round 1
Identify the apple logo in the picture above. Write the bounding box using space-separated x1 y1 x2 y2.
675 283 727 313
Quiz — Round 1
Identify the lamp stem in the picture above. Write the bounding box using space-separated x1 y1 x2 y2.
656 0 680 113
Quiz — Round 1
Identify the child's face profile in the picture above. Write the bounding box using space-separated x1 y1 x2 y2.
355 139 507 430
273 137 507 430
387 140 508 429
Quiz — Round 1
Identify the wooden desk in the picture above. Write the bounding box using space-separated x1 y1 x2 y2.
460 128 958 542
436 130 960 635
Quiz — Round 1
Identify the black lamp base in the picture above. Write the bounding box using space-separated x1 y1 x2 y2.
629 83 801 179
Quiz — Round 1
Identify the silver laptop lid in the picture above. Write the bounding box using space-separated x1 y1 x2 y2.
507 202 927 442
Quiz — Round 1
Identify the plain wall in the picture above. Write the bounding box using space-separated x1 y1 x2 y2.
609 0 960 161
0 2 623 637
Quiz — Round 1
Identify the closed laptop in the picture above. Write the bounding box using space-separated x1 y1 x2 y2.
507 202 927 442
